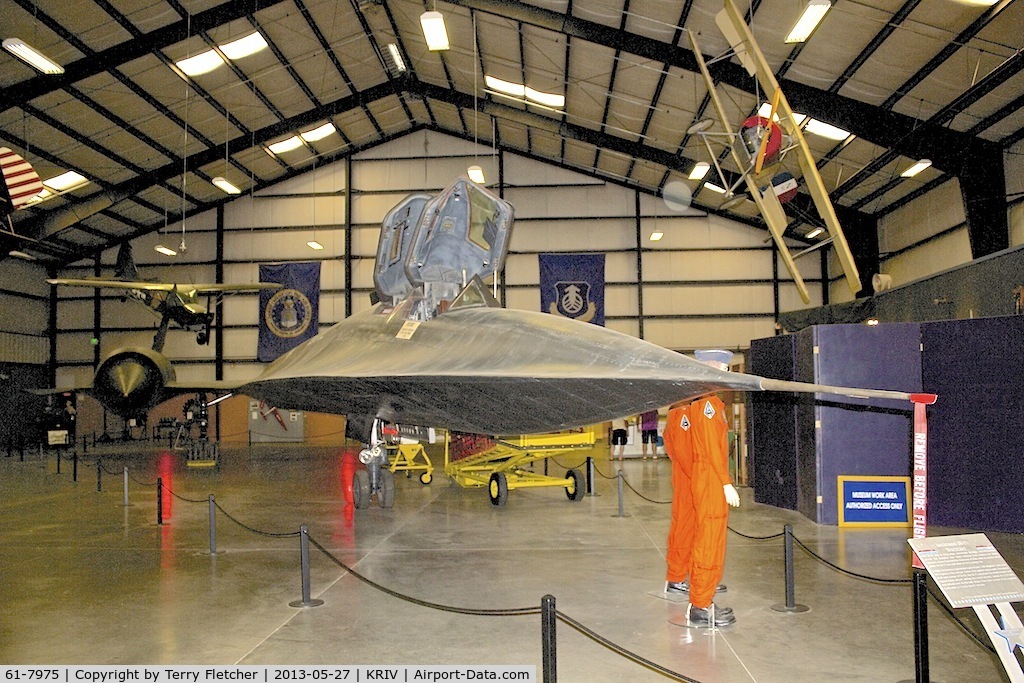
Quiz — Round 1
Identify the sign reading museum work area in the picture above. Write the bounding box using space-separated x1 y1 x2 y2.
837 475 911 527
908 533 1024 608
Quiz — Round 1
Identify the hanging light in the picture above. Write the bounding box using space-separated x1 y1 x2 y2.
901 159 932 178
211 177 241 194
688 162 710 180
306 240 324 250
467 165 486 184
806 227 825 239
785 0 832 43
267 136 304 154
154 245 177 256
649 231 664 241
420 11 450 51
3 38 64 75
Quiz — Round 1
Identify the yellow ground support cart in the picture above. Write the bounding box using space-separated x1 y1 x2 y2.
444 427 596 506
387 438 435 484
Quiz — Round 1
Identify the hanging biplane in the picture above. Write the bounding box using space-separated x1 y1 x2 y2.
686 0 861 304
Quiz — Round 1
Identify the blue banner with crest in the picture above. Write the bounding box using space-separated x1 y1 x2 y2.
258 262 320 362
539 253 605 326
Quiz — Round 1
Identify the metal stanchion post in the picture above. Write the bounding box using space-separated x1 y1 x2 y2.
96 459 102 492
541 594 556 683
156 477 163 525
73 449 78 482
123 467 129 507
585 457 595 496
615 470 626 518
208 494 218 555
289 525 324 608
913 569 929 683
56 449 61 475
772 524 809 613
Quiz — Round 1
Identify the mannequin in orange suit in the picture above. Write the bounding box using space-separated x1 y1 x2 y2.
671 349 740 628
663 401 695 589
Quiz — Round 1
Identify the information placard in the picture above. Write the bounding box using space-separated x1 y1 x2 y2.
908 533 1024 608
837 475 911 527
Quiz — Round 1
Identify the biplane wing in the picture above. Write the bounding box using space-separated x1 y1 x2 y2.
687 29 812 304
710 0 862 297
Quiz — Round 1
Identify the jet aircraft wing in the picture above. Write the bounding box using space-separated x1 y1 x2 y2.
239 278 923 438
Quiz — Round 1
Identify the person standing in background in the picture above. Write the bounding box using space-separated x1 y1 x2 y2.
610 416 629 460
639 408 659 459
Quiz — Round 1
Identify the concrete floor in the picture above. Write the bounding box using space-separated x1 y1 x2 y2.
1 440 1020 682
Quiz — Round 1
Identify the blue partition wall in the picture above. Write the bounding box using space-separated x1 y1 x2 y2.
746 335 800 512
921 316 1024 533
807 324 922 525
747 324 922 524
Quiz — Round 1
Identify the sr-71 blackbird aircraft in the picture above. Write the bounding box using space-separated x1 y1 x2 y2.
235 176 931 506
42 176 929 504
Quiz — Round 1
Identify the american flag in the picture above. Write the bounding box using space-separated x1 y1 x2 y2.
0 147 44 211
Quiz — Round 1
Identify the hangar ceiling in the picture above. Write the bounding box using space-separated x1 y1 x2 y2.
1 0 1021 280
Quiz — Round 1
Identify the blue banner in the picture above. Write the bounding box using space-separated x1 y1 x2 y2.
539 253 605 326
258 262 320 362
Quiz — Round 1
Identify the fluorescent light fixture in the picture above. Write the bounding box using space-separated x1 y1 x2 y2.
484 75 564 108
8 250 36 261
22 188 52 206
804 118 851 141
901 159 932 178
267 136 304 154
649 231 664 241
43 170 88 191
154 245 177 256
212 177 241 194
467 165 486 184
207 392 233 407
806 227 824 239
306 240 324 250
688 162 711 180
524 86 564 109
420 10 450 51
486 75 524 98
386 43 407 73
704 182 727 194
3 38 64 75
785 0 832 44
176 49 224 76
300 123 336 142
219 31 268 60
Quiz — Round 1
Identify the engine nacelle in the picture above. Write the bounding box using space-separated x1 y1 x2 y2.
92 347 176 418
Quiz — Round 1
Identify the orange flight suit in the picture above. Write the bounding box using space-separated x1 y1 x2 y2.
663 404 695 583
688 395 732 609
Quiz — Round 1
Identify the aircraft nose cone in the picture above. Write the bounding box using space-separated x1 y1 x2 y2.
111 359 147 397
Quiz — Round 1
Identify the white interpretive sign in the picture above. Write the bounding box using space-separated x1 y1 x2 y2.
908 533 1024 608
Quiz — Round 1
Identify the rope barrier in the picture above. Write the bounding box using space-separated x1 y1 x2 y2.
161 483 210 505
306 535 540 617
211 500 302 538
791 536 912 584
555 609 702 682
925 584 996 654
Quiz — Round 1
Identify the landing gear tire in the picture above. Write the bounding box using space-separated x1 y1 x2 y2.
565 468 585 501
488 472 508 506
379 468 395 509
419 472 432 485
353 470 371 509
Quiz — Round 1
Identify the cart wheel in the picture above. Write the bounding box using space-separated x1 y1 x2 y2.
565 468 585 501
419 471 432 485
353 470 371 509
379 468 396 509
488 472 508 506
